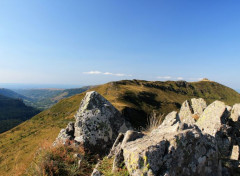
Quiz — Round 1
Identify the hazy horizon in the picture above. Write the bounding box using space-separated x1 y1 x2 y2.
0 79 240 92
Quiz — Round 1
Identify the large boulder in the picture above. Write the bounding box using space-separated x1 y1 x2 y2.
196 101 230 136
122 125 220 176
74 91 132 155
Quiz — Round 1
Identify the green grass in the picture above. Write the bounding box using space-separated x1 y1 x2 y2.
0 80 240 176
98 157 129 176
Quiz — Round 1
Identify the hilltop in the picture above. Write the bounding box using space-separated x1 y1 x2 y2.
0 80 240 175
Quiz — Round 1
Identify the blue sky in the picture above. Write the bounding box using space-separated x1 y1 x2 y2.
0 0 240 89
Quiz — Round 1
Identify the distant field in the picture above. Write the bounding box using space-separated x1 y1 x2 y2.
14 86 92 110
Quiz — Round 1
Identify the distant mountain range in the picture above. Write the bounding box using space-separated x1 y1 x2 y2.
0 86 93 133
0 94 40 133
14 86 93 110
0 88 30 100
0 83 85 89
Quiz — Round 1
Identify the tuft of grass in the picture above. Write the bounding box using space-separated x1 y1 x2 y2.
143 111 164 134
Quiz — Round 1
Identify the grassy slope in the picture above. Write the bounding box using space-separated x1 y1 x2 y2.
0 80 240 176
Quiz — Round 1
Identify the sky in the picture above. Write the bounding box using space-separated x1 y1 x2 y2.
0 0 240 89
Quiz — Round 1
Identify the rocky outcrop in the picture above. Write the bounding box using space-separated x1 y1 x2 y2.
54 94 240 175
107 98 240 175
54 91 132 155
123 125 220 176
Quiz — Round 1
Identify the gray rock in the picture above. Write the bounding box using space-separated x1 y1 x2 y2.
231 104 240 122
53 122 75 146
109 130 144 171
123 126 220 176
181 115 195 126
112 148 124 172
121 130 144 148
151 111 180 135
159 111 180 128
196 101 232 159
230 145 239 160
179 100 193 121
179 98 207 124
91 168 104 176
108 133 125 158
196 101 230 136
191 98 207 116
74 91 132 155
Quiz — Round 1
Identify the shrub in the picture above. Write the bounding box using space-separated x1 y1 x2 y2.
25 142 98 176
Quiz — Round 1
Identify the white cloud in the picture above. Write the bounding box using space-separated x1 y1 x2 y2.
83 71 132 77
177 77 184 80
83 71 102 75
157 76 172 80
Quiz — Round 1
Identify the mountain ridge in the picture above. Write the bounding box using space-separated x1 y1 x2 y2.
0 79 240 175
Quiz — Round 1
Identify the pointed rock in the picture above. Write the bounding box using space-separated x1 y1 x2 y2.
74 91 132 155
179 100 193 121
231 104 240 122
